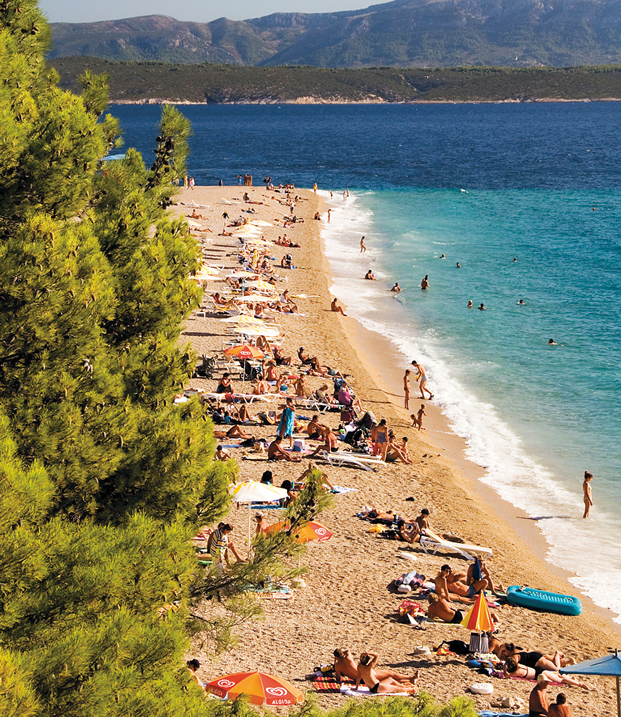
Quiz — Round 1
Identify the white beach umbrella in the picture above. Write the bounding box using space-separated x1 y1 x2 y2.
249 220 273 227
234 326 280 338
230 481 288 547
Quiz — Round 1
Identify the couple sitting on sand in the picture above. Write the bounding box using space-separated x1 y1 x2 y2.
333 648 418 695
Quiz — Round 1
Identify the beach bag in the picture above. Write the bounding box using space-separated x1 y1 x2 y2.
469 632 489 654
439 639 470 656
340 407 356 423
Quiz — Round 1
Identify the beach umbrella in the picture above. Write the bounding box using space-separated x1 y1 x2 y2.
224 344 265 360
205 671 303 705
234 326 280 339
219 315 265 325
246 280 278 292
561 650 621 716
267 520 333 543
229 481 288 547
460 591 494 633
234 293 271 302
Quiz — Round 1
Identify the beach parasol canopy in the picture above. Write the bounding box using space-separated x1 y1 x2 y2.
246 280 278 293
229 481 288 547
205 671 304 705
234 326 280 338
460 591 494 633
234 294 272 302
268 520 333 543
561 650 621 716
224 344 264 360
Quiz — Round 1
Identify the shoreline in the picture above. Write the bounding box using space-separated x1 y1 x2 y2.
174 184 619 714
111 97 621 105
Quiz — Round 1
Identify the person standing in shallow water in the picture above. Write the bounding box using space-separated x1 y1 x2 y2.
360 236 367 253
583 472 593 518
421 275 429 290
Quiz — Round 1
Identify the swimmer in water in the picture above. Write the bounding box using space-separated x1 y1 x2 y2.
467 300 473 308
478 303 486 310
456 262 461 268
440 253 446 259
391 283 401 293
420 275 430 290
548 338 556 345
518 299 525 305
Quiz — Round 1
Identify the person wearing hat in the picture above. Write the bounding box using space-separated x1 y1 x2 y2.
529 674 550 716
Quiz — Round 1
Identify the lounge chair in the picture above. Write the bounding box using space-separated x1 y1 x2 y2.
419 528 492 561
317 450 385 472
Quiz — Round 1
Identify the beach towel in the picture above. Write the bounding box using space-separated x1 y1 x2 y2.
340 685 408 697
332 486 357 494
311 675 353 693
479 713 528 717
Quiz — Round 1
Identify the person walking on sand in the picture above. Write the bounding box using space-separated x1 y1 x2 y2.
360 236 367 253
411 360 433 399
583 471 593 518
403 369 411 410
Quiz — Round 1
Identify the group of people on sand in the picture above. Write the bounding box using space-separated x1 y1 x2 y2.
333 648 418 695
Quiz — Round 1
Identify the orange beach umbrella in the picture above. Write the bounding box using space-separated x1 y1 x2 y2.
267 520 334 544
460 591 494 633
224 344 264 360
205 671 304 705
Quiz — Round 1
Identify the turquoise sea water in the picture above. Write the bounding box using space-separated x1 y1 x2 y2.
111 102 621 621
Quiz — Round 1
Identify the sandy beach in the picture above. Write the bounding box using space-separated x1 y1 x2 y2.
173 184 619 715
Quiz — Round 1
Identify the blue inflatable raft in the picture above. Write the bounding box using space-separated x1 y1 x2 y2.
507 585 582 616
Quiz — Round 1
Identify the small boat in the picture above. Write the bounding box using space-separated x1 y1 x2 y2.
507 585 582 616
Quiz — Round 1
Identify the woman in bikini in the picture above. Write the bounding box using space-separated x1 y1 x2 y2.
370 419 389 459
504 658 590 690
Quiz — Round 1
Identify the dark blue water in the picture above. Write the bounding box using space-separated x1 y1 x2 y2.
110 103 621 191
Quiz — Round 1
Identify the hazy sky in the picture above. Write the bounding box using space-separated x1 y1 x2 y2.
39 0 369 24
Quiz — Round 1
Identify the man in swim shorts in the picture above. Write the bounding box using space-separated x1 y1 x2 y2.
427 593 465 624
529 674 550 717
411 360 433 399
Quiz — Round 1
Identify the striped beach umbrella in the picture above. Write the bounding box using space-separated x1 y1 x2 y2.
460 591 494 632
223 344 264 359
268 520 333 543
205 671 304 705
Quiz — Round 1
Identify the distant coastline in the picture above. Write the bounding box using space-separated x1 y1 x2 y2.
51 58 621 105
110 97 621 105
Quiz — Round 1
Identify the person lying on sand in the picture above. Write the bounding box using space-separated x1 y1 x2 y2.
504 659 590 690
493 642 577 671
356 652 418 695
333 648 415 684
213 424 254 440
427 593 467 624
267 436 301 462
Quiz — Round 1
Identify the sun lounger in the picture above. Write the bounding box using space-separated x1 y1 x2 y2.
203 393 276 404
419 528 492 561
317 450 385 472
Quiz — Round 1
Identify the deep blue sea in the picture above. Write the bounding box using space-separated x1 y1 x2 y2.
111 103 621 621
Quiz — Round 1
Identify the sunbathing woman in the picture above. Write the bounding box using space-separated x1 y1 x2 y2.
357 652 418 695
334 648 415 684
504 658 590 690
497 645 576 672
213 424 254 440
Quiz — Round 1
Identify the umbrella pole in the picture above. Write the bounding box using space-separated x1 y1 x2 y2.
617 675 620 717
248 504 252 557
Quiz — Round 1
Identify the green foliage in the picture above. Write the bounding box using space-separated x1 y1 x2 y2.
50 57 621 103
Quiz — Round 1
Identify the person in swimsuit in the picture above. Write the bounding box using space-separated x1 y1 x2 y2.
411 360 433 399
583 471 593 518
370 419 389 459
504 659 590 690
529 674 550 717
498 644 577 672
548 693 572 717
356 652 418 695
427 593 465 624
420 275 430 290
331 298 347 316
403 369 411 410
333 649 415 684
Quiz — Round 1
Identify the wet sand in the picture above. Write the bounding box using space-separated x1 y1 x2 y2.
175 185 619 715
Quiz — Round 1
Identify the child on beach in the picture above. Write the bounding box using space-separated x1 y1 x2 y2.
583 471 593 518
411 404 426 430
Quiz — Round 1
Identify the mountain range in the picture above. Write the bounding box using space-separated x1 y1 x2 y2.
48 0 621 68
